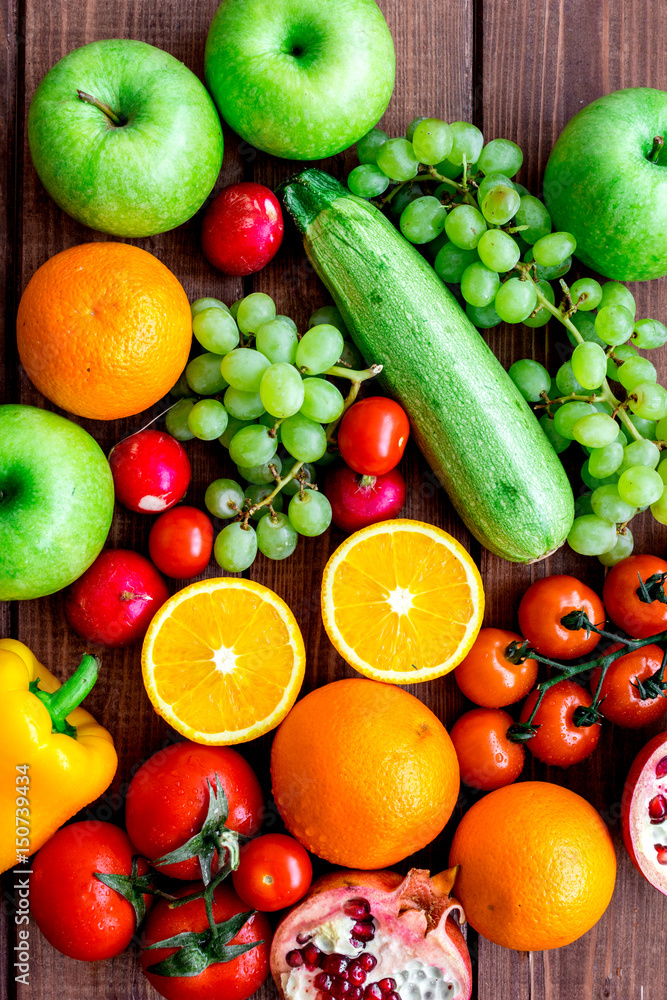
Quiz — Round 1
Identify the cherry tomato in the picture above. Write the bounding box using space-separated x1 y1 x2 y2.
450 708 525 790
337 397 410 476
201 182 283 277
125 742 263 881
148 506 213 579
232 834 312 912
30 821 151 961
454 628 538 707
590 643 667 728
518 575 604 660
519 679 600 767
141 882 271 1000
603 555 667 639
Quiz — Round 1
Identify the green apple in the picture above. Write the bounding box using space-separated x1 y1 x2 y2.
205 0 395 160
0 406 115 601
28 39 223 238
544 88 667 281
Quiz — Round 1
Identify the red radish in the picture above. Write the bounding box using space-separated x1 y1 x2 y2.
109 429 191 514
325 465 406 533
622 731 667 896
201 182 284 276
65 549 169 647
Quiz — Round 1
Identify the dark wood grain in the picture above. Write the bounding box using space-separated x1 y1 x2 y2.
3 1 667 999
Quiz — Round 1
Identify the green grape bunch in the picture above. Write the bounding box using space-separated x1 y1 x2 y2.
348 116 667 565
164 293 379 573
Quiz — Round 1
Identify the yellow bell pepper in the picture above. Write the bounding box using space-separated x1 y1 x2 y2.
0 638 117 873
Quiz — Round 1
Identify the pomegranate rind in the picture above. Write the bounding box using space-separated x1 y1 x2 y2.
270 868 472 1000
621 730 667 895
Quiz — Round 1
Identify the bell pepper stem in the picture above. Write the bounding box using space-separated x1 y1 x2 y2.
32 654 100 738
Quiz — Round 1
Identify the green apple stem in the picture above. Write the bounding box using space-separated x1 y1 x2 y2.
77 90 125 127
650 135 665 163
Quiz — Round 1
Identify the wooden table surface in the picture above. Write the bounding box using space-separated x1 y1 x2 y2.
2 1 667 998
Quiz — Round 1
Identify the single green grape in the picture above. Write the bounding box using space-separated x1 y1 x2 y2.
569 278 602 312
228 424 278 468
493 277 538 323
214 522 257 572
229 299 242 320
632 318 667 350
188 399 229 441
300 378 345 423
191 297 228 318
460 261 501 307
347 164 390 198
400 196 448 244
434 244 479 282
606 341 639 379
476 172 514 206
571 341 606 390
166 397 196 441
590 484 637 523
186 353 227 395
219 416 254 448
476 229 521 272
288 490 333 536
622 438 660 470
532 231 577 267
598 530 634 566
595 304 635 346
236 454 282 485
244 483 284 521
170 371 190 398
513 195 552 244
205 478 245 519
223 386 266 420
617 465 664 506
617 356 657 391
296 324 344 375
589 442 624 479
260 363 305 418
599 281 636 317
376 138 419 181
389 183 426 217
567 514 618 556
423 230 450 261
656 416 667 442
220 347 271 393
282 413 328 462
237 293 276 334
446 122 484 165
309 305 347 333
524 279 554 328
651 489 667 525
256 512 298 560
356 127 389 164
444 205 487 249
477 138 523 177
466 301 502 329
481 185 521 225
406 116 429 141
281 462 316 495
539 413 570 453
556 361 586 396
193 308 239 355
412 119 453 164
508 359 550 401
581 459 619 491
575 492 594 517
255 317 299 364
572 412 619 448
628 382 667 421
554 400 597 440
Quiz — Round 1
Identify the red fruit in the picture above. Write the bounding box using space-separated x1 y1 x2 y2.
201 182 284 277
149 506 214 579
270 869 471 1000
589 643 667 729
518 574 604 660
519 680 600 768
337 398 410 476
325 465 406 533
603 554 667 639
109 429 191 513
622 732 667 896
65 549 169 647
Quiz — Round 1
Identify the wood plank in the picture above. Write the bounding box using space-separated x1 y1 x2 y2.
478 1 667 997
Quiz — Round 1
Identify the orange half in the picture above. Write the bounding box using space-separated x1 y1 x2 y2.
321 520 484 683
142 578 305 744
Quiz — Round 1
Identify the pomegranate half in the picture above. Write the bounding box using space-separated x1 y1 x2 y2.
270 868 471 1000
622 730 667 894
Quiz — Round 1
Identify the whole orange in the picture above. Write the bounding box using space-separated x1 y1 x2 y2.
17 242 192 420
449 781 616 951
270 677 459 869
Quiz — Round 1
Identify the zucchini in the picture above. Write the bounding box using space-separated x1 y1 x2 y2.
282 168 574 563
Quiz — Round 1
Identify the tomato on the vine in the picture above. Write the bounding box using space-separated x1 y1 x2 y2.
30 821 151 961
140 882 271 1000
450 708 525 790
232 833 312 911
454 628 538 707
518 575 604 660
148 505 213 579
519 679 600 767
590 643 667 728
337 397 409 476
603 555 667 639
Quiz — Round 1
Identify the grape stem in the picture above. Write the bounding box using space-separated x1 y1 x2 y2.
422 165 478 207
241 461 305 524
324 363 383 445
537 391 605 409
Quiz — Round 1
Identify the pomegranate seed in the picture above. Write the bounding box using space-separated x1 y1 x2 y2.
316 973 334 990
364 985 383 1000
348 962 367 986
657 756 667 778
331 981 352 998
324 955 350 977
286 950 304 968
379 980 397 994
649 794 667 824
344 897 371 919
303 944 323 966
352 920 375 942
656 844 667 864
296 932 312 945
349 990 363 1000
358 954 378 972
